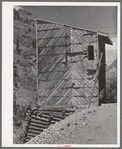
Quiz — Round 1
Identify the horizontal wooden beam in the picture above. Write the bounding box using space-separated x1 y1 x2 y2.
51 113 66 118
28 129 42 134
52 116 64 121
31 119 49 125
27 133 37 137
39 70 67 73
38 107 76 112
31 115 49 122
38 35 70 40
29 126 44 131
72 96 98 97
39 78 86 82
41 114 51 118
40 112 63 117
26 136 34 140
31 122 48 128
50 120 56 124
42 111 63 115
38 53 84 56
38 44 70 49
38 42 85 49
66 52 84 57
37 28 60 32
72 43 83 45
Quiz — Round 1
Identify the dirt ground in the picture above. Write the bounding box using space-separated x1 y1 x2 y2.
26 103 117 144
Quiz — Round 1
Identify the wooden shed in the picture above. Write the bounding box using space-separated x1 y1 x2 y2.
36 18 112 108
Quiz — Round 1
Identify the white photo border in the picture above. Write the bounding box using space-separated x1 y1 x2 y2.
2 2 120 147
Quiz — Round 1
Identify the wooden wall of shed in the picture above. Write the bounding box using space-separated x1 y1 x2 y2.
70 29 98 107
37 21 99 107
37 23 73 107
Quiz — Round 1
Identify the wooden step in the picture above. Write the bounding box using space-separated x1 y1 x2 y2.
26 136 33 140
31 119 49 125
41 114 51 118
31 115 49 122
28 129 42 134
52 116 64 121
50 120 56 124
27 133 37 138
41 111 63 115
31 122 48 128
51 113 66 118
29 126 44 131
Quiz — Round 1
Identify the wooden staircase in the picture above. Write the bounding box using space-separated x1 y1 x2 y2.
23 106 76 143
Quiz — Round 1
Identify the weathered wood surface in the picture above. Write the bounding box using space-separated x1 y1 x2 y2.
37 21 98 107
31 115 49 122
31 122 48 128
24 108 76 143
31 119 49 125
98 36 106 104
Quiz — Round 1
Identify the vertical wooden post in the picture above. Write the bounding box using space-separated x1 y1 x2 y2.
97 35 100 106
98 36 106 104
36 20 38 102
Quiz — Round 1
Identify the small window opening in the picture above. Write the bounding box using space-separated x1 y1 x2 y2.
88 45 94 60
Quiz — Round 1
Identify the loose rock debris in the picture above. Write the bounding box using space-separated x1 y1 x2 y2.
26 103 117 144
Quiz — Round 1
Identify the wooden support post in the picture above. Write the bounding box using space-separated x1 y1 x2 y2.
36 20 38 102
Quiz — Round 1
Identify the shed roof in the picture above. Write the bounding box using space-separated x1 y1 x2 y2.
36 18 113 45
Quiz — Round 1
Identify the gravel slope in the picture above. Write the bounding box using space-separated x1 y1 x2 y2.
26 103 117 144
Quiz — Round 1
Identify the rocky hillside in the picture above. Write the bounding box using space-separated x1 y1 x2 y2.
106 59 117 103
106 59 117 82
14 8 37 107
26 103 117 144
14 8 117 107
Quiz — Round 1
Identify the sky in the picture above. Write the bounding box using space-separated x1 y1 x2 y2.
20 6 117 64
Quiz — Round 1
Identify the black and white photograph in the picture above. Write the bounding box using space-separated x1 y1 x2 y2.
2 2 120 147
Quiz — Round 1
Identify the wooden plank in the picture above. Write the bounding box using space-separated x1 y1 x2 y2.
28 129 42 134
41 114 51 118
64 112 73 115
38 28 60 32
26 136 34 140
38 35 69 40
29 126 44 131
44 111 63 115
31 122 48 128
72 88 85 97
52 116 64 121
37 23 57 32
38 106 73 111
38 25 69 39
38 44 70 49
31 115 49 122
27 133 37 137
31 119 49 125
71 96 89 106
50 120 56 124
51 113 64 118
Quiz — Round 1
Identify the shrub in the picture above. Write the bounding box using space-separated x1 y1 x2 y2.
13 103 32 127
14 9 20 20
16 37 21 55
31 39 36 49
29 27 31 32
32 23 35 27
106 77 117 103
